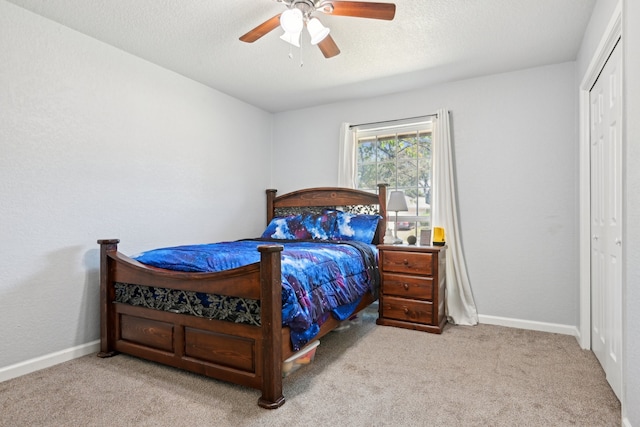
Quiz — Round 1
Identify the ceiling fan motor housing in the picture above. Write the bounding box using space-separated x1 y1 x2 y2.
279 0 333 18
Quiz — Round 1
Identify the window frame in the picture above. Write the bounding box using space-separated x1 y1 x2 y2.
353 119 433 235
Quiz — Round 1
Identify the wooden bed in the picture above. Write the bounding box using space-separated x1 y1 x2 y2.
97 184 387 409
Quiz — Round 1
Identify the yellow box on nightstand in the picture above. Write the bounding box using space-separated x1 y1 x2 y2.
433 227 445 246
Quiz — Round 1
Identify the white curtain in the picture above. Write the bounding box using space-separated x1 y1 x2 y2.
338 122 356 188
432 109 479 325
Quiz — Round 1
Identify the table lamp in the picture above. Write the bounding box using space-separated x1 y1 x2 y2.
387 190 408 244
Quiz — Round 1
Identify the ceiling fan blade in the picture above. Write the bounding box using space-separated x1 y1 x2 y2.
318 35 341 58
326 1 396 20
239 14 282 43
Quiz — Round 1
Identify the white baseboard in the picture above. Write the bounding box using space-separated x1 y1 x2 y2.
0 340 100 383
0 316 581 383
478 314 580 338
0 317 583 383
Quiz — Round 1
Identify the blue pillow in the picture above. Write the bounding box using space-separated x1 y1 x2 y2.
330 211 381 244
261 211 337 240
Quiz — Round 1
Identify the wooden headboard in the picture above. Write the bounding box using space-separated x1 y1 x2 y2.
265 184 388 245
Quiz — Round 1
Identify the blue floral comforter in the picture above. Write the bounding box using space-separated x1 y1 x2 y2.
133 239 379 350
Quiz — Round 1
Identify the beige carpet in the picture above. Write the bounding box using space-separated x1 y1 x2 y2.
0 306 621 426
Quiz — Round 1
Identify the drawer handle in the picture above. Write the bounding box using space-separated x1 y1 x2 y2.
403 307 409 315
403 259 409 265
403 283 410 290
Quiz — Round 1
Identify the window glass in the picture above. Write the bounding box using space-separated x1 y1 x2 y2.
355 123 432 240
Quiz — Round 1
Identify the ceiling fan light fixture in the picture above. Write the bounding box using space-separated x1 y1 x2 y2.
240 0 396 59
307 17 330 45
280 30 301 47
280 8 304 34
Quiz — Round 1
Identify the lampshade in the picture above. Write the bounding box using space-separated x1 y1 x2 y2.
280 30 301 47
307 17 330 45
387 190 408 212
280 8 303 34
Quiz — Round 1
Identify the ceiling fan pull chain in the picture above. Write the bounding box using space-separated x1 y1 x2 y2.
300 40 304 67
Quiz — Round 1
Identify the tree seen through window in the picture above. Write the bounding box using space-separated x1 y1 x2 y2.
355 125 432 237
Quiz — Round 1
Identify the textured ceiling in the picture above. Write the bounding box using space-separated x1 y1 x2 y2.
7 0 596 112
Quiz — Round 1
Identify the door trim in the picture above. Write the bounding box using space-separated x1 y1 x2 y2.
578 2 621 350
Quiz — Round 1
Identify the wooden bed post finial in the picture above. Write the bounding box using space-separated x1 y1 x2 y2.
266 189 278 226
377 183 389 245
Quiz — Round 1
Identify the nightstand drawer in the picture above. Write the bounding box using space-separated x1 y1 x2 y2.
382 273 433 300
381 296 433 324
381 251 433 275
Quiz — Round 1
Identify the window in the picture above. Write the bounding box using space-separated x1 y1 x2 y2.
354 120 433 239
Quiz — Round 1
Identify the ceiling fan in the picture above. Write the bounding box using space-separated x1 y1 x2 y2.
239 1 396 59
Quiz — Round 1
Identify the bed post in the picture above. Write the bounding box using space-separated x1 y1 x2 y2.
266 189 277 225
97 239 119 358
257 244 285 409
377 183 388 244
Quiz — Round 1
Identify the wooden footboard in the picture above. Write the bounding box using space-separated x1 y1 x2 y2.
97 239 287 409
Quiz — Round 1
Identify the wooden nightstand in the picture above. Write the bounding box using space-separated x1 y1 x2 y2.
376 245 446 333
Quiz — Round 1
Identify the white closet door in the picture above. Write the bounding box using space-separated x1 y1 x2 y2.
590 39 622 400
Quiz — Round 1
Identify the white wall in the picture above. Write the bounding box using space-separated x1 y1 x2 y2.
576 0 621 76
0 1 272 371
273 62 579 329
